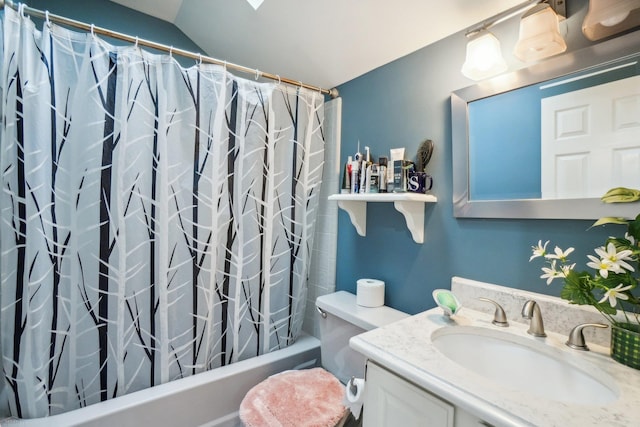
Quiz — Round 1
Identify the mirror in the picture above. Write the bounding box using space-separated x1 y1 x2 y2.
452 30 640 219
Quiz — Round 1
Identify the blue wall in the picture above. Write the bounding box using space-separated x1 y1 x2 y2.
334 0 638 314
469 86 542 200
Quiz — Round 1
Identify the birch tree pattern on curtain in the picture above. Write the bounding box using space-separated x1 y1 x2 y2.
0 8 325 418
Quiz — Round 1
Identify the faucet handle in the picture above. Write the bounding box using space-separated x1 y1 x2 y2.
521 300 546 337
478 297 509 327
565 323 608 351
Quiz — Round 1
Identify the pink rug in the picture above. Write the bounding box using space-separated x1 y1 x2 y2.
239 367 347 427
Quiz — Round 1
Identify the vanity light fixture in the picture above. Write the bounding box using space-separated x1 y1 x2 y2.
461 30 508 81
582 0 640 41
460 0 544 81
514 2 567 62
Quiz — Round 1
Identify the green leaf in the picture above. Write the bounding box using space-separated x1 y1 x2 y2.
628 214 640 241
560 271 594 306
592 217 628 227
601 187 640 203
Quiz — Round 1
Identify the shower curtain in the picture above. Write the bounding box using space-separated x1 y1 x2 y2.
0 8 326 418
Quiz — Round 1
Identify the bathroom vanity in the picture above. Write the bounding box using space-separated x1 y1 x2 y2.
363 361 484 427
350 277 640 427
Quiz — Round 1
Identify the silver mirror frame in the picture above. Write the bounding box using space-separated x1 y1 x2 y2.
452 30 640 220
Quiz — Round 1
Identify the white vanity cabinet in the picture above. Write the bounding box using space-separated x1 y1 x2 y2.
363 361 491 427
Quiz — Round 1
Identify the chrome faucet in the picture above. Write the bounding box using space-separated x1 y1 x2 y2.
521 300 546 337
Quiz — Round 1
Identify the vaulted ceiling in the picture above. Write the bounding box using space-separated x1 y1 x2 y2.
110 0 524 88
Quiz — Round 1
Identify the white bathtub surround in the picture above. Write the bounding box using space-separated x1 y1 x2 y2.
304 98 342 339
1 334 320 427
350 277 640 427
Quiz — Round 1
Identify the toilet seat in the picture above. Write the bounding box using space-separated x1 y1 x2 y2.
239 367 348 427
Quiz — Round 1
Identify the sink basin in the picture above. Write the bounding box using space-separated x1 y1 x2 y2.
431 326 619 405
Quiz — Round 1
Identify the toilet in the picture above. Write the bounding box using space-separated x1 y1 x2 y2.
239 291 408 427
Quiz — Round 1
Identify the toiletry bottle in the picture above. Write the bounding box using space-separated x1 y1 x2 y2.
378 157 387 193
341 156 352 193
369 164 379 193
359 158 369 194
347 156 353 189
353 143 362 194
359 146 371 194
390 148 405 193
393 160 403 192
364 164 373 193
350 159 359 194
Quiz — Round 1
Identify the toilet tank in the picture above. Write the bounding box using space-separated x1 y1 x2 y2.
316 291 408 384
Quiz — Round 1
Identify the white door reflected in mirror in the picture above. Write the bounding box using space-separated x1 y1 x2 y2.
541 74 640 199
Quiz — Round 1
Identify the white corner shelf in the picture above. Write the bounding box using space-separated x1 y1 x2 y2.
328 193 437 244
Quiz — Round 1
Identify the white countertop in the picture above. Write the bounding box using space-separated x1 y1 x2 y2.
350 307 640 427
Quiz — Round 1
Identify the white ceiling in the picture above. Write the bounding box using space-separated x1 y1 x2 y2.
110 0 525 89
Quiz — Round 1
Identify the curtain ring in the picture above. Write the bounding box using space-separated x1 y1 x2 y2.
198 53 203 65
45 10 51 27
90 24 95 36
18 3 26 18
169 46 173 57
276 75 281 85
255 69 260 80
134 36 139 48
223 60 227 71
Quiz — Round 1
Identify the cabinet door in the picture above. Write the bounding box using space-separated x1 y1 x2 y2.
363 361 454 427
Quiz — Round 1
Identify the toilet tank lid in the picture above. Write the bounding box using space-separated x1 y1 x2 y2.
316 291 409 331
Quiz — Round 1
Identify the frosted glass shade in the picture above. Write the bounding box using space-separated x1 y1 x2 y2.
514 4 567 62
461 31 507 81
582 0 640 41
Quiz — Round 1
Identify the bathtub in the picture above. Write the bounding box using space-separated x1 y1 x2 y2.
1 334 321 427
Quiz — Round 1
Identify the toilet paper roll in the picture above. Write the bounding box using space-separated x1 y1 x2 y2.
357 279 385 307
343 377 365 420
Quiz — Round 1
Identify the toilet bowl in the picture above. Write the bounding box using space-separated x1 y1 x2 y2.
239 291 408 426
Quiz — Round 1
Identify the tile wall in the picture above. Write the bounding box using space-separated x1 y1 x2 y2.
303 98 342 338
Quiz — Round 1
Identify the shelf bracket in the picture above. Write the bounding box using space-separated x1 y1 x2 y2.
330 193 436 244
394 200 425 244
337 200 367 236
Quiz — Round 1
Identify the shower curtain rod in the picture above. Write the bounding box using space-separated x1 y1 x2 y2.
0 0 339 98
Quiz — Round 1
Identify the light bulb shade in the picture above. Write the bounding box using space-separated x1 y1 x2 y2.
461 31 507 81
514 4 567 62
582 0 640 41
